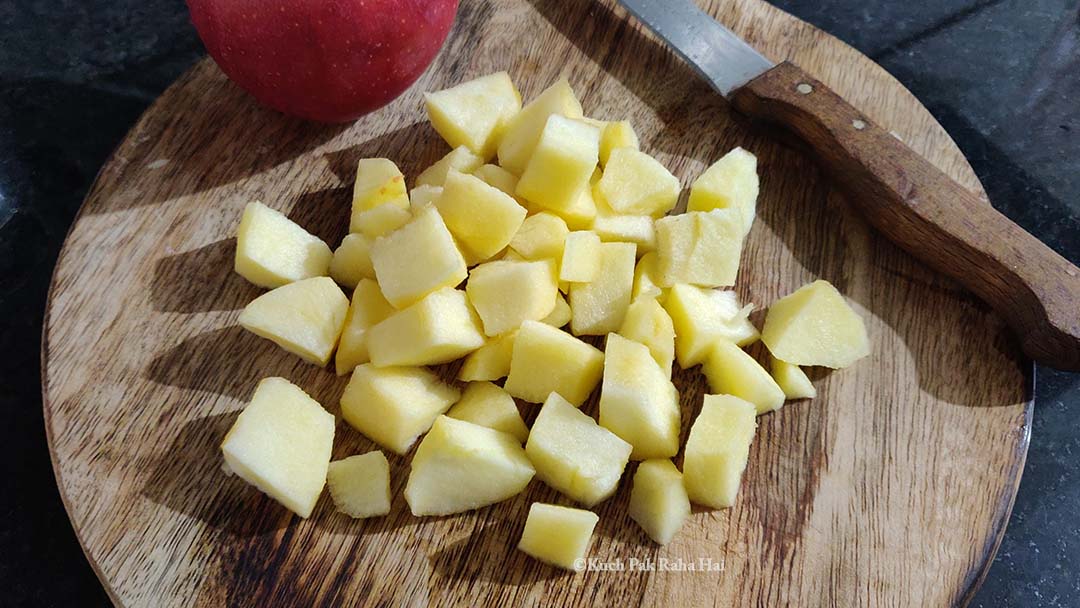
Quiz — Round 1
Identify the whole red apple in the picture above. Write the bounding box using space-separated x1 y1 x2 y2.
186 0 458 123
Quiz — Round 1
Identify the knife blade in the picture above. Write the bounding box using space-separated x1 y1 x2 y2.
616 0 1080 371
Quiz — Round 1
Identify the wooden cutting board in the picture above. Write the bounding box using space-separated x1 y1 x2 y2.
42 0 1033 605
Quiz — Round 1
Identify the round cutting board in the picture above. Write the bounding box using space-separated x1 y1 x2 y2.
42 0 1032 605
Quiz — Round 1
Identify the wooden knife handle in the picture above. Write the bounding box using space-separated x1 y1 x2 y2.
731 61 1080 371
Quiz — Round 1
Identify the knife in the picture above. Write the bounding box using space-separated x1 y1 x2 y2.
617 0 1080 372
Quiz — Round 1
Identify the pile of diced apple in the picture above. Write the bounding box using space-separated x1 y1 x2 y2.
221 71 871 570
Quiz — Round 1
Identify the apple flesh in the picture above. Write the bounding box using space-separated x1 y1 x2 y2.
187 0 459 122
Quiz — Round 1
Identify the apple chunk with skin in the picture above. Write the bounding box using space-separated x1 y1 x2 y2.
405 416 535 516
221 377 334 519
366 287 485 367
504 321 605 406
340 363 460 454
235 201 332 289
517 502 599 571
424 71 522 160
701 339 785 415
628 459 690 545
761 279 870 369
599 334 680 460
446 381 530 443
369 204 467 309
326 451 391 519
238 276 349 366
683 394 757 509
526 392 632 506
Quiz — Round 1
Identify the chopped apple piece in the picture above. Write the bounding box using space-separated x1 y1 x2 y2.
551 180 598 230
424 72 522 159
340 363 460 454
326 451 391 519
221 377 334 518
541 293 572 328
517 502 599 571
405 416 535 516
329 233 375 289
436 170 527 262
516 115 600 213
618 297 675 376
415 145 484 188
335 279 396 376
526 393 632 506
498 78 584 175
234 201 332 289
409 184 442 210
683 394 757 509
591 194 656 253
598 120 639 167
560 230 602 282
352 158 409 214
687 147 758 236
771 358 817 400
599 334 680 460
595 148 679 217
761 279 870 368
351 203 412 238
370 205 467 308
655 209 744 288
509 212 569 261
632 251 665 302
701 340 785 415
663 284 758 367
458 331 516 382
628 459 690 545
238 277 348 366
569 241 636 336
367 287 485 366
466 259 558 336
504 321 604 406
446 381 529 443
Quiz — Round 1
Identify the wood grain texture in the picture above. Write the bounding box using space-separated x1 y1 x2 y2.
42 0 1032 606
731 61 1080 371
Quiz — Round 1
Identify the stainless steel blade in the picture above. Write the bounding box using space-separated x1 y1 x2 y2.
617 0 774 96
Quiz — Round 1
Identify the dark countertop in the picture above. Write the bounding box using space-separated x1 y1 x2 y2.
2 0 1077 605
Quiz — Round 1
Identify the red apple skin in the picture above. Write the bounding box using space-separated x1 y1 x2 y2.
186 0 458 123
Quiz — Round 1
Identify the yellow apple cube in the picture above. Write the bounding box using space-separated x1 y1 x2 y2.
701 340 785 415
458 331 516 382
518 502 599 571
560 230 602 282
516 115 600 212
595 147 679 216
771 358 817 400
326 451 391 519
663 284 758 367
424 71 522 159
687 147 758 236
335 279 395 376
683 394 757 508
415 145 484 188
569 242 636 335
221 377 334 518
329 233 375 290
352 158 409 213
235 201 332 289
340 363 460 454
632 251 666 302
436 170 527 262
509 212 568 261
599 120 639 167
526 393 632 506
409 184 442 211
504 320 604 405
446 381 529 443
541 293 572 328
466 259 558 336
370 205 467 308
472 163 519 196
628 459 690 545
551 182 598 230
655 209 744 288
761 279 870 368
618 297 675 376
591 194 656 253
598 334 680 460
497 78 584 175
367 287 485 366
405 416 534 516
238 277 348 366
351 202 412 238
